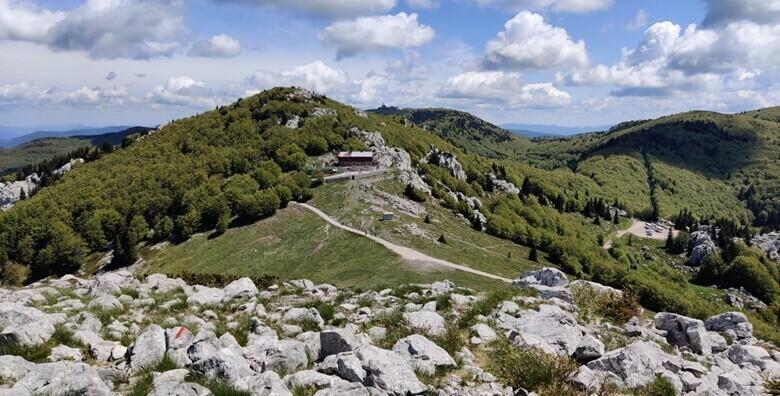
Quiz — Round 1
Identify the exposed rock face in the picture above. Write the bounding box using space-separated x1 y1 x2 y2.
392 334 456 375
511 267 573 302
486 173 519 195
688 230 718 265
753 231 780 263
0 173 39 209
704 311 754 340
653 312 713 355
54 158 84 175
352 127 430 193
426 149 467 181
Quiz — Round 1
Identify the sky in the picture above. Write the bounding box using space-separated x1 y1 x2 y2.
1 0 779 133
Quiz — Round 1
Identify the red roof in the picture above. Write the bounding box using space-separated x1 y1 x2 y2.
337 151 373 159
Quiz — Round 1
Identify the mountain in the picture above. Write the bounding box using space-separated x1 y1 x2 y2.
0 126 136 148
0 87 778 351
0 126 151 175
502 123 610 137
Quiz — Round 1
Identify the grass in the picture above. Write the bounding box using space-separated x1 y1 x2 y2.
0 324 89 363
457 288 527 329
485 338 579 395
143 205 506 291
370 309 414 349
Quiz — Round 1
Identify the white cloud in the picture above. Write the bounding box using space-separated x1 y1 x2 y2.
0 0 185 59
439 71 571 108
146 77 216 107
626 9 648 31
702 0 780 26
471 0 612 13
0 81 129 107
0 0 65 41
407 0 438 9
247 61 349 93
320 13 434 59
212 0 397 18
189 34 242 58
483 11 588 70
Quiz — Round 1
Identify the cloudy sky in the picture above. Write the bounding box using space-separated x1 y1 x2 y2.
1 0 779 132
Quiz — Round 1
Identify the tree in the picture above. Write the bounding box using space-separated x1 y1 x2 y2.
216 211 230 234
18 188 26 201
613 212 619 225
725 256 779 304
438 234 447 244
424 214 431 224
274 143 307 171
404 184 427 202
529 247 538 262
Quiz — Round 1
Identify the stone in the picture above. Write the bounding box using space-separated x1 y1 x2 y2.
320 328 360 359
187 286 225 306
11 361 112 395
513 267 569 287
356 345 427 395
145 273 187 293
495 304 585 356
572 336 604 363
569 280 623 297
128 324 167 373
192 347 254 386
282 307 324 329
150 381 212 396
284 370 348 390
585 341 688 388
313 382 372 396
0 303 61 347
319 352 366 383
688 230 717 265
402 311 446 336
297 331 322 362
392 334 456 375
654 312 711 355
0 355 35 382
728 344 773 369
470 323 497 343
87 294 123 311
244 371 292 396
704 312 753 339
49 345 83 362
223 278 259 300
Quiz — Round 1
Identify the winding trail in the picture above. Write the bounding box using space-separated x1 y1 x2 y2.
294 202 513 284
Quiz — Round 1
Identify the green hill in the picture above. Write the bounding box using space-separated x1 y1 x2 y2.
0 87 778 345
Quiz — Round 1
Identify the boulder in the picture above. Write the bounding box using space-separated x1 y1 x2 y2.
320 328 360 359
0 355 35 382
89 270 135 295
191 347 254 386
150 381 212 396
319 352 366 383
513 267 569 287
470 323 497 343
128 325 167 373
688 230 717 265
187 286 225 306
223 278 259 300
313 382 372 396
11 361 112 395
727 344 773 369
654 312 711 355
245 339 309 374
0 303 61 347
704 312 753 340
284 370 348 390
402 311 446 336
572 336 604 363
585 341 691 389
49 345 84 362
145 273 187 293
392 334 456 375
243 371 292 396
282 307 324 329
356 345 427 395
87 295 123 311
495 304 585 356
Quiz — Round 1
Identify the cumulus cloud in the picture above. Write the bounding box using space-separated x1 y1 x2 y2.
146 77 216 107
0 0 65 41
439 71 571 108
212 0 396 18
320 13 434 58
407 0 438 9
0 81 129 107
189 34 241 58
0 0 185 59
483 11 588 70
558 5 780 99
247 61 349 93
471 0 612 13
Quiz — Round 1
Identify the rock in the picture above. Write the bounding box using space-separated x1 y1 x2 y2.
0 173 39 209
727 344 773 369
367 327 387 342
572 336 604 363
89 270 135 295
0 355 35 382
313 382 372 396
320 328 360 359
282 307 324 329
187 330 222 363
297 331 322 362
470 323 497 343
223 278 259 300
319 352 366 383
704 312 753 339
192 347 254 386
153 368 190 386
654 312 711 355
392 334 456 375
495 304 585 356
402 311 446 336
150 381 212 396
87 294 123 311
511 268 573 302
145 274 186 293
244 371 292 396
569 280 624 297
245 339 309 374
585 341 690 389
426 149 467 181
284 370 348 390
688 230 717 265
0 303 61 347
11 361 112 395
187 286 225 306
356 345 427 395
128 324 167 373
49 345 83 362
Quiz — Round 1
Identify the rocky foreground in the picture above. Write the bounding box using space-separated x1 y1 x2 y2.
0 268 778 395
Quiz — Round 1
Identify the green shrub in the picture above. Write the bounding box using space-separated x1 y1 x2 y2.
404 183 427 202
429 323 464 356
487 338 578 393
633 375 677 396
1 262 30 286
766 377 780 395
457 288 515 329
725 256 779 304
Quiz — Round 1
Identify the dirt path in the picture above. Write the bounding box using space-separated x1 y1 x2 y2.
295 202 513 284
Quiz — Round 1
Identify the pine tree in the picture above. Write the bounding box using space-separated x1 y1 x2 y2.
529 247 538 262
18 188 26 201
424 214 431 224
613 212 620 225
438 234 447 244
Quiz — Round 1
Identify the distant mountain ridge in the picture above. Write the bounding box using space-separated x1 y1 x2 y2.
0 126 136 148
502 123 611 137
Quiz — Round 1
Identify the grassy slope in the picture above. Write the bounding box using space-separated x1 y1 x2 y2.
0 138 91 174
142 203 505 291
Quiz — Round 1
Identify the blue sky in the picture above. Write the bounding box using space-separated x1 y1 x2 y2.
1 0 779 134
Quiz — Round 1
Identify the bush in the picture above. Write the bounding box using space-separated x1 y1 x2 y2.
168 272 277 289
1 262 30 286
766 377 780 395
487 338 578 393
725 256 779 304
404 183 427 202
633 375 677 396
